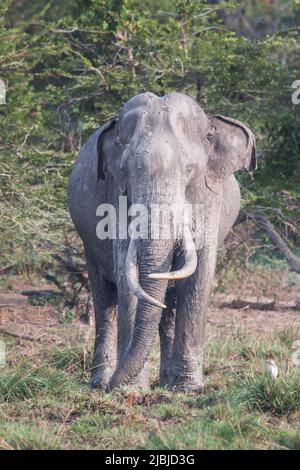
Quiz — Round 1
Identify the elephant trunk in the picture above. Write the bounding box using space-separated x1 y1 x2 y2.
149 225 197 280
107 239 174 390
125 238 166 309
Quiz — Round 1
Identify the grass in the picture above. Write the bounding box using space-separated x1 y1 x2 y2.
240 372 300 417
0 320 300 450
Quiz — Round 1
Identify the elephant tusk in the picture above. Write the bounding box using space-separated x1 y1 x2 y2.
126 238 167 309
148 225 197 280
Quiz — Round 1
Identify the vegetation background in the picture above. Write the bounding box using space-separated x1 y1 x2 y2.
0 0 300 450
1 0 299 274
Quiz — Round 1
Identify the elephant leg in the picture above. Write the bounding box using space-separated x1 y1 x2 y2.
159 287 176 387
117 279 149 389
86 254 117 389
168 203 221 391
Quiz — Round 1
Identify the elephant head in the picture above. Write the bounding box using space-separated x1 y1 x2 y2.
95 92 256 389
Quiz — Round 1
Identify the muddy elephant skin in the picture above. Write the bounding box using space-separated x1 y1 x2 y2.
67 92 256 391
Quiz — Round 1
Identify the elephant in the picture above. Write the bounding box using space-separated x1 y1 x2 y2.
67 92 256 392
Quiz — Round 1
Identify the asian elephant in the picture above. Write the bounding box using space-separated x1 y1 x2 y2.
67 92 256 392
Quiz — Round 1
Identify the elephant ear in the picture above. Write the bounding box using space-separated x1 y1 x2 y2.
96 118 118 181
205 115 257 194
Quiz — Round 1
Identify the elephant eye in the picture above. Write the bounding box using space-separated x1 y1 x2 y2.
186 164 195 177
206 133 214 142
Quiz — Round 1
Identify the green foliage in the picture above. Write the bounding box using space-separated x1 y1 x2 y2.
0 362 79 401
50 344 85 371
28 292 62 306
240 372 300 416
0 0 299 270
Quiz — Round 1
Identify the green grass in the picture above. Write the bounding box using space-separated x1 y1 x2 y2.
240 372 300 417
0 361 82 401
0 325 300 450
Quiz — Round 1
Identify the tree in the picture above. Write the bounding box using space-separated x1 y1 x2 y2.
0 0 299 274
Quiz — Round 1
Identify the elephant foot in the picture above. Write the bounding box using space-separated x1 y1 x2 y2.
170 382 204 393
159 367 169 388
168 364 203 393
127 362 150 390
105 361 150 391
89 368 114 390
89 377 106 390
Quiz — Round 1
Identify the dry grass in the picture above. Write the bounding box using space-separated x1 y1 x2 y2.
0 269 299 450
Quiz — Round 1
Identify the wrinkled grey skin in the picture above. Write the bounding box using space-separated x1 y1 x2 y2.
68 92 256 391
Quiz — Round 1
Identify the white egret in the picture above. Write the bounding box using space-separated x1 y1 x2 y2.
267 359 278 379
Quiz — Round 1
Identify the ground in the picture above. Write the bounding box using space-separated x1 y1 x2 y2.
0 267 299 450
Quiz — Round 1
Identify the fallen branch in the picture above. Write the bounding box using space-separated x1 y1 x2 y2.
0 327 47 341
219 298 300 311
0 264 16 276
0 304 25 308
219 299 275 310
21 289 62 297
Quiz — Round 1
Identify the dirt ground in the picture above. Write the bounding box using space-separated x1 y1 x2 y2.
0 270 299 342
0 271 299 450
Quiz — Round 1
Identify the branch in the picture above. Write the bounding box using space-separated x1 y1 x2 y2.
21 289 62 297
0 264 16 276
219 298 300 311
51 254 89 290
219 299 275 311
0 327 47 341
247 211 300 274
